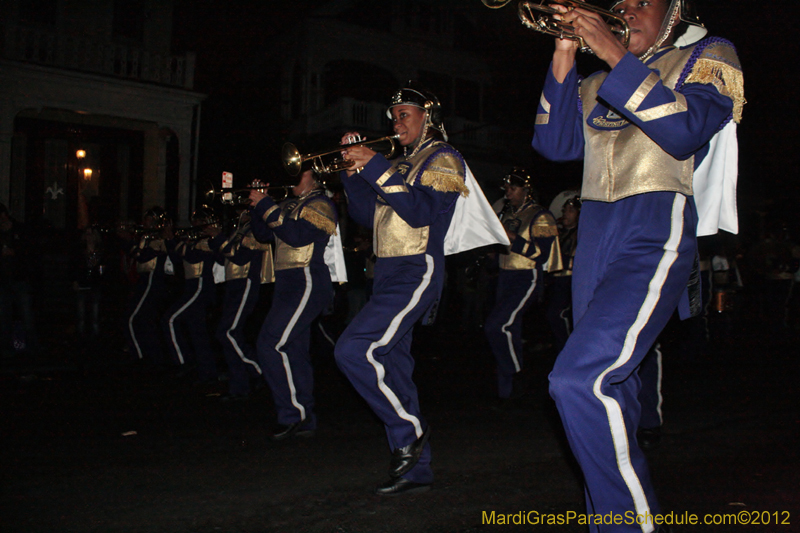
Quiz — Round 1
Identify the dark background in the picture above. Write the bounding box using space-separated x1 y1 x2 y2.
171 0 798 241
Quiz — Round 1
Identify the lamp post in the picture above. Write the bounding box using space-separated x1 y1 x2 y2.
77 149 89 229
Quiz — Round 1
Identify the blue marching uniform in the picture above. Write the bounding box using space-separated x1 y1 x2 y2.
334 138 469 485
485 201 560 398
128 233 173 365
250 188 336 431
214 219 273 398
546 222 578 354
162 235 220 382
532 38 743 531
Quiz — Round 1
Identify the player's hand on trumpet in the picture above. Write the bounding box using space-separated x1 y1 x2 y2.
248 184 269 206
340 132 377 176
551 3 626 67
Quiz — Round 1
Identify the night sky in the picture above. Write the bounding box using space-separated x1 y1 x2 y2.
172 0 798 240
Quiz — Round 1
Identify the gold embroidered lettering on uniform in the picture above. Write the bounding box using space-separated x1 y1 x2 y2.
593 116 628 128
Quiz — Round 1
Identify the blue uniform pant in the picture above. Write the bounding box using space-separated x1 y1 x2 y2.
334 254 439 484
216 278 262 395
485 268 540 398
257 266 333 428
128 271 167 364
549 193 697 532
162 277 218 381
546 274 573 354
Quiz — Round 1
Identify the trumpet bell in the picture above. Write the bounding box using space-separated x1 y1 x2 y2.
282 143 304 178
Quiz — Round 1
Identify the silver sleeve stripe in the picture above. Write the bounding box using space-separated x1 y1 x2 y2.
625 72 687 122
262 204 279 221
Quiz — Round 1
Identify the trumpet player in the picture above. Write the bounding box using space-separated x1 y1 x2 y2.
531 0 744 530
214 205 273 401
333 83 508 496
248 169 337 440
161 207 223 383
484 168 560 403
126 206 175 367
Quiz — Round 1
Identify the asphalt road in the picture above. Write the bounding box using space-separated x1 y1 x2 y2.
1 292 798 533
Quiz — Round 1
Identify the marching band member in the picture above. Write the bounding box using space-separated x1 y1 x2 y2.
531 0 744 529
546 195 581 353
126 206 174 367
161 207 222 383
214 207 273 400
334 82 508 495
485 168 560 401
249 169 338 440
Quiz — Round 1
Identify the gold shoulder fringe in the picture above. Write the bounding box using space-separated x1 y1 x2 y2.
301 205 337 235
421 170 470 197
685 59 745 123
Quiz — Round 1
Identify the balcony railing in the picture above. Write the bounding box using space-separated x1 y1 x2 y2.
1 23 195 89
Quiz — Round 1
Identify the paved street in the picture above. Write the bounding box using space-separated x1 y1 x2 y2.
1 289 798 533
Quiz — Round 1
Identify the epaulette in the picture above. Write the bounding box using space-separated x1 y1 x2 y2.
531 210 559 238
419 146 469 197
680 37 745 124
299 197 337 236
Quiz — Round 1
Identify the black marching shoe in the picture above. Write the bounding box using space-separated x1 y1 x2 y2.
389 426 431 479
271 420 315 441
374 477 431 496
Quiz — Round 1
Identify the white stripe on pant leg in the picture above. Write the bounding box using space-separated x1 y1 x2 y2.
653 343 664 426
364 255 435 440
274 267 313 421
591 194 686 533
559 305 572 337
128 270 154 359
168 278 204 365
226 278 262 374
501 270 538 372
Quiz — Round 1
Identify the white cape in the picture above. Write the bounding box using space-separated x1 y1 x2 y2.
693 121 739 236
324 223 348 283
444 166 510 255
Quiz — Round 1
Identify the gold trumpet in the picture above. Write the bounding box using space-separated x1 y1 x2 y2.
282 134 401 177
203 180 293 205
482 0 630 54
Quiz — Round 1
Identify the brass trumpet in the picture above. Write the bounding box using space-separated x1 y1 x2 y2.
282 134 401 177
482 0 630 54
203 181 293 205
